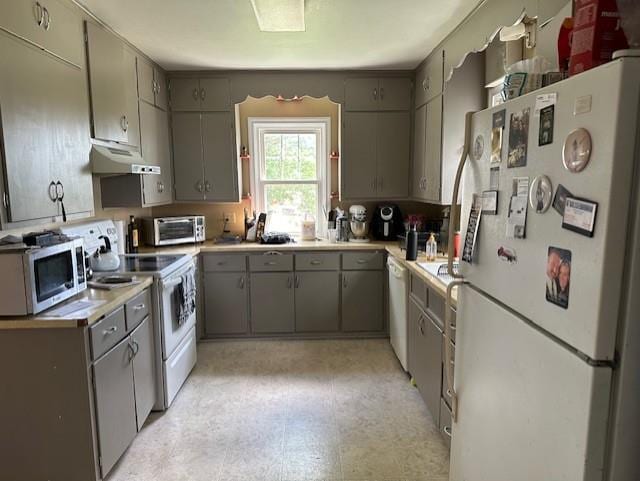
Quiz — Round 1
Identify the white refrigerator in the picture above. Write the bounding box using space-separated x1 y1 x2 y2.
447 56 640 481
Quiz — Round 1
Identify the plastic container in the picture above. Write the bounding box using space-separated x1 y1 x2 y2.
426 233 438 262
301 214 316 241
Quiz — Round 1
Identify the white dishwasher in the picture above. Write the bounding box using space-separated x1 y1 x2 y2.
387 256 408 371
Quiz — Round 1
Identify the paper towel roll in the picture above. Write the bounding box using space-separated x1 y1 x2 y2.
114 220 126 255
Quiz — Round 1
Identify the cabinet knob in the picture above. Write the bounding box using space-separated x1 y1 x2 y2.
157 181 164 193
121 115 129 132
422 78 429 91
373 88 378 100
195 181 204 192
192 88 199 100
204 180 211 192
200 88 206 101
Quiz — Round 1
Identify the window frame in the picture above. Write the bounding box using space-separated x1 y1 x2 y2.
248 117 331 236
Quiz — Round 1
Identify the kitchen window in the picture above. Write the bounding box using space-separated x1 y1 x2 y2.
249 118 330 236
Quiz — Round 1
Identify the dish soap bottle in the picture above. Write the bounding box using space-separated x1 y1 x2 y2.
426 233 438 262
406 224 418 261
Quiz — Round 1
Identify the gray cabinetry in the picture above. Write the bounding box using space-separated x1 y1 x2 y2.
0 30 92 225
140 102 173 205
342 270 384 332
415 50 444 107
344 78 379 111
85 22 129 143
130 316 155 431
376 112 410 197
172 112 204 201
92 337 137 478
345 77 411 111
342 112 377 198
412 96 442 202
123 48 141 148
204 272 248 335
250 272 295 333
138 56 168 111
295 271 340 332
169 77 230 111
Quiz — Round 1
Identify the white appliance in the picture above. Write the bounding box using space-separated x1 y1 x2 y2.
90 143 160 175
446 57 640 481
387 256 408 370
0 238 86 315
348 204 370 243
142 216 206 246
62 220 197 410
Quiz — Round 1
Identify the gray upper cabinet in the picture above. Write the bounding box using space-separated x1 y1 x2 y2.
378 78 412 111
140 102 173 206
130 316 156 431
295 271 340 332
342 270 384 332
345 77 411 111
0 28 92 224
204 272 248 336
342 112 410 200
344 78 379 111
412 103 427 199
172 112 205 201
424 95 443 202
0 0 84 67
169 77 230 111
123 48 140 149
137 56 168 111
171 111 240 202
85 22 129 143
250 272 295 334
415 50 444 107
92 338 137 478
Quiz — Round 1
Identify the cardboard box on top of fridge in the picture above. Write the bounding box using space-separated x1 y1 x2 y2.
569 0 628 75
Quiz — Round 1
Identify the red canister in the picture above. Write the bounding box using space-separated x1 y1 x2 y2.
453 231 461 259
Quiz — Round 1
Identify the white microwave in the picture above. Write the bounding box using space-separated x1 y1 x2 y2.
0 238 87 315
142 216 206 246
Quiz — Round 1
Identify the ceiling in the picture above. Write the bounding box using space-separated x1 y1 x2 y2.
78 0 481 71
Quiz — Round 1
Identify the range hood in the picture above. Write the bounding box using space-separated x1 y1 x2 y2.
90 145 161 175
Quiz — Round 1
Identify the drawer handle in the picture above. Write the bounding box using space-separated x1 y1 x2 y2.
295 275 300 288
443 426 452 438
133 303 145 311
342 274 347 288
263 251 282 256
265 261 277 266
128 340 139 360
356 259 368 264
217 261 226 265
310 260 322 265
103 326 118 335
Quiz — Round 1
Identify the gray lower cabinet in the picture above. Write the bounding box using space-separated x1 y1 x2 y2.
204 272 248 335
294 271 340 332
409 298 443 423
342 270 384 332
250 272 295 333
130 317 156 431
93 337 137 478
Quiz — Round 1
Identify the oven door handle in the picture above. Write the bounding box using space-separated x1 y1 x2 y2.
162 277 184 289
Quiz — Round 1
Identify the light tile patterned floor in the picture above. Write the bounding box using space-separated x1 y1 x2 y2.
107 339 450 481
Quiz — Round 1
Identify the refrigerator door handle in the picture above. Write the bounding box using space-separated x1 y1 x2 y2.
447 111 476 278
446 278 468 423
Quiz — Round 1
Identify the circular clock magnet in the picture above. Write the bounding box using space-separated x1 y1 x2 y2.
472 135 485 160
529 175 553 213
562 128 592 173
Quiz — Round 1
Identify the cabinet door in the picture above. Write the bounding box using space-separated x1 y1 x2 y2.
342 112 377 199
294 271 340 332
123 48 140 148
136 56 155 106
376 112 410 198
202 112 239 202
250 273 295 333
204 272 248 335
412 104 427 199
169 78 201 111
415 50 444 107
131 316 156 431
93 338 136 478
378 78 411 111
341 271 384 332
141 103 172 205
345 78 379 111
154 68 168 111
171 112 205 201
199 78 231 111
85 22 128 143
0 34 87 222
424 95 443 202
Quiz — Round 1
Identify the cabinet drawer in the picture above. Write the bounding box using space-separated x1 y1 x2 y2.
0 0 84 66
342 251 384 270
249 253 293 272
203 254 246 272
90 307 127 360
439 398 452 449
426 286 446 330
295 252 340 271
409 272 427 309
125 289 151 332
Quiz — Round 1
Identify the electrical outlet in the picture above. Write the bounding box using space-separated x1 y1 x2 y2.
222 212 237 224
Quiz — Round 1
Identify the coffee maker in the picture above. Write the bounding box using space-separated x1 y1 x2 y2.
371 204 404 241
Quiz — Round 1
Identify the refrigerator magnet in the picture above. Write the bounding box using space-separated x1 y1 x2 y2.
492 109 506 129
507 107 530 168
490 127 503 164
497 246 517 264
489 166 500 190
529 175 553 214
482 190 498 215
552 184 573 215
562 197 598 237
538 105 554 146
562 128 592 173
506 195 528 239
462 195 482 264
472 134 485 160
546 247 571 309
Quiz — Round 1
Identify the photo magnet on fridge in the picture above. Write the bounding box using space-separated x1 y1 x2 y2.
462 195 482 264
482 190 498 215
546 247 571 309
491 127 503 164
507 107 530 168
538 105 555 146
562 197 598 237
489 166 500 190
552 184 573 215
492 109 506 129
